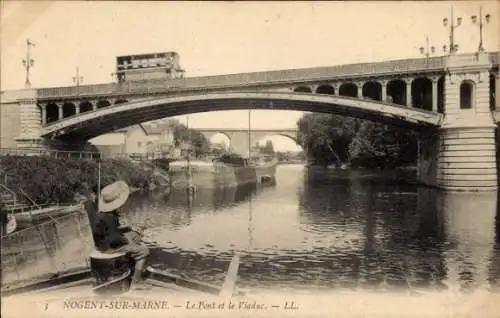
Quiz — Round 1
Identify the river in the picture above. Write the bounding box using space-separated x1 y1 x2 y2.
117 165 500 294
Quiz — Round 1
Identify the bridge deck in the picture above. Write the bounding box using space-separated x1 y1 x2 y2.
36 56 452 100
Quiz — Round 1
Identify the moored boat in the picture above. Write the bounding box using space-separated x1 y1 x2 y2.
1 225 243 298
168 153 277 190
13 204 84 230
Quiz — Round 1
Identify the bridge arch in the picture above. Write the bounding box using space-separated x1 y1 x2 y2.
41 92 442 141
316 84 335 95
97 100 111 109
411 77 433 110
254 133 302 158
63 102 76 118
79 101 93 113
362 81 382 101
206 132 232 150
254 133 300 147
115 99 129 105
294 86 312 93
387 79 406 105
45 103 59 124
339 83 358 97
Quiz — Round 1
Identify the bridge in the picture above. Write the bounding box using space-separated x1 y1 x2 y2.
0 51 499 191
196 127 298 156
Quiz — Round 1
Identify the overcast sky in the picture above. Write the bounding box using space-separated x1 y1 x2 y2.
2 1 499 150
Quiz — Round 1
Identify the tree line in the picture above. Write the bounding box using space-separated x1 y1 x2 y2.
296 113 420 169
162 118 211 157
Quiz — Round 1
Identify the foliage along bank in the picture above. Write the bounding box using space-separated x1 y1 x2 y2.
0 156 167 205
164 118 210 157
296 113 420 169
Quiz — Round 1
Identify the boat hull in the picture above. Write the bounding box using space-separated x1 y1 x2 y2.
13 205 83 230
169 160 277 190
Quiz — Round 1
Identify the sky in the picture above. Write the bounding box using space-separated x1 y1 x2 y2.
2 1 499 151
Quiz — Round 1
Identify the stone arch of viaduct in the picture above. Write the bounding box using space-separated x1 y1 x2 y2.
198 129 299 156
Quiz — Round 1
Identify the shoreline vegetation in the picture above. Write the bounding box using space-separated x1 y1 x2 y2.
296 113 420 169
0 156 170 205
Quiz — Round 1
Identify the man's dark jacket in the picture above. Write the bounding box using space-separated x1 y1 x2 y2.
92 209 129 251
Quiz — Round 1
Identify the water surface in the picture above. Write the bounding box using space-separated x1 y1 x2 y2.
118 165 500 294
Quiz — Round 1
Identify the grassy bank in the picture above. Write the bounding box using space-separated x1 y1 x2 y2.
0 156 169 204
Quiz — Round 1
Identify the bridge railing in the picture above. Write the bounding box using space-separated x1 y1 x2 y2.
36 56 452 100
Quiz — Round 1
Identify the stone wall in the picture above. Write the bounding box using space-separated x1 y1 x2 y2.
497 126 500 182
0 93 21 149
437 127 498 191
418 126 498 191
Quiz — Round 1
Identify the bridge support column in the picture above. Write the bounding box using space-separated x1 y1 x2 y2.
418 53 498 192
439 126 497 191
418 126 498 192
13 89 51 152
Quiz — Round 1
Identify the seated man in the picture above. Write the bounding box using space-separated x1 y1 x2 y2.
93 180 150 290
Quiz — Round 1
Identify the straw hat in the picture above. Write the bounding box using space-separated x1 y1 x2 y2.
98 181 130 213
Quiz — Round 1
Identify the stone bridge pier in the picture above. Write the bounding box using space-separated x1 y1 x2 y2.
417 53 499 192
1 89 92 152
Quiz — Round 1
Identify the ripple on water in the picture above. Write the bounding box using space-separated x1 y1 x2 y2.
118 167 499 293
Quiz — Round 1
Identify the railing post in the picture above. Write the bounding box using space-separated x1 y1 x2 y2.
380 80 388 102
431 76 439 112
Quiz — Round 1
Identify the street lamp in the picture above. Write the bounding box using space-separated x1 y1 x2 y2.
73 66 84 96
22 39 35 88
72 66 84 86
419 36 436 58
442 6 462 54
471 6 491 52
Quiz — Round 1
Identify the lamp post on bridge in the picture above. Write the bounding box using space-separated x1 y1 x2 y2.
72 66 84 95
442 6 462 55
419 36 436 58
471 6 491 53
22 39 35 88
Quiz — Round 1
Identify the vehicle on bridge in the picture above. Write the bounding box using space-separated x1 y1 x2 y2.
115 51 185 83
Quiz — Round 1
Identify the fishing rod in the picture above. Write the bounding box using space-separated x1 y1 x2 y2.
97 156 101 211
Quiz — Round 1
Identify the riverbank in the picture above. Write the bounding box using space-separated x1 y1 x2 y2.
0 156 170 205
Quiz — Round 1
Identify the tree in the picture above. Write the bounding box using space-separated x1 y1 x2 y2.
297 113 358 166
296 113 418 169
164 119 210 157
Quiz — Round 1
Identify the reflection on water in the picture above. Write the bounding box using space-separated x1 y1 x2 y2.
116 165 499 293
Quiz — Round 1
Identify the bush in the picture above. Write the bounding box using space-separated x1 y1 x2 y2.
0 156 159 204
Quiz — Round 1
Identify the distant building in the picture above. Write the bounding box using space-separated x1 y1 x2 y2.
90 120 177 158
